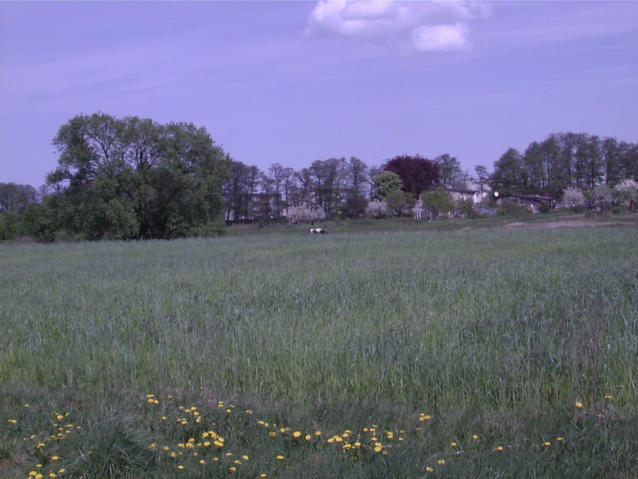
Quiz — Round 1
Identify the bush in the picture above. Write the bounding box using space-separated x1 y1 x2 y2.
22 203 57 243
385 190 410 216
561 187 586 209
497 200 531 217
365 200 388 219
287 205 326 224
613 179 638 210
456 199 478 219
421 188 453 218
0 211 20 240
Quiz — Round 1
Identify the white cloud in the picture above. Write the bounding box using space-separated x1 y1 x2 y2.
306 0 490 52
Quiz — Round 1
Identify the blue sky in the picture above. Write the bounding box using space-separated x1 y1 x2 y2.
1 1 637 187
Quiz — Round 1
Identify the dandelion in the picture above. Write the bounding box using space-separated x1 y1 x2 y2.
293 431 301 438
426 466 434 472
557 437 564 442
437 459 445 465
472 434 479 440
49 474 56 478
242 455 249 461
543 442 551 447
56 415 63 420
7 419 17 424
604 395 613 401
374 445 382 453
276 454 284 461
314 430 321 437
177 465 184 470
450 442 457 447
575 401 583 409
199 460 205 465
305 434 311 441
24 404 30 408
260 474 267 478
229 467 236 472
57 470 65 474
496 446 504 452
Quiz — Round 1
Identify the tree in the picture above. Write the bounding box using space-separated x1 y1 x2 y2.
372 171 402 199
47 113 230 239
491 148 523 195
421 187 453 218
0 183 38 214
435 154 462 187
474 165 489 192
383 155 440 197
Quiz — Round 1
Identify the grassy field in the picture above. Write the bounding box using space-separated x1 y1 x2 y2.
1 221 637 477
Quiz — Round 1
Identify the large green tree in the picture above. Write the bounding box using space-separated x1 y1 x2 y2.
47 113 230 240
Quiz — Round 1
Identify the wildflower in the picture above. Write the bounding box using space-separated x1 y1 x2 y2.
450 442 457 447
437 459 445 465
162 446 170 451
49 474 56 478
245 409 253 414
225 452 233 457
177 465 184 470
269 432 276 437
374 445 382 453
543 442 551 447
419 414 431 422
557 437 564 442
472 434 479 440
293 431 301 438
56 415 63 420
314 430 321 437
305 434 311 441
426 466 434 472
385 432 394 439
496 446 504 452
575 401 583 409
260 474 267 478
7 419 17 424
229 467 237 472
276 454 284 461
241 455 249 461
233 460 241 465
204 441 211 447
57 470 65 474
199 460 205 465
604 395 613 401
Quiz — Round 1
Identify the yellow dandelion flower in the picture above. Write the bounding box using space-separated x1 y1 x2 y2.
199 460 205 465
450 442 457 447
557 437 564 442
276 454 284 461
293 431 301 438
245 409 253 414
56 415 63 420
225 452 233 457
604 395 613 401
260 474 267 478
314 430 321 437
472 434 479 440
170 452 177 458
327 437 334 444
437 459 445 465
575 401 583 409
213 457 219 462
386 432 394 439
36 463 43 467
57 469 65 474
49 474 56 478
305 435 311 441
177 465 184 470
241 455 249 461
543 442 551 447
35 474 43 479
7 419 17 424
204 441 211 447
374 446 382 453
269 432 276 437
496 446 504 452
229 467 236 472
426 466 434 472
233 459 241 465
24 403 30 408
29 472 37 477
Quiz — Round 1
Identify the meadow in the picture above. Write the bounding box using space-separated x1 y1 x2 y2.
1 223 637 477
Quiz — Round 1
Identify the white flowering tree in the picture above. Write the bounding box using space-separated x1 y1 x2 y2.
587 184 613 211
286 205 326 224
613 179 638 209
561 187 586 209
365 200 388 218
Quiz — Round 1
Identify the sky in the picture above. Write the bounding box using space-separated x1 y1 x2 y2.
1 0 637 187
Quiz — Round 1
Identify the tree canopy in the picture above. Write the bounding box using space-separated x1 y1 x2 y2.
46 113 230 240
383 155 440 198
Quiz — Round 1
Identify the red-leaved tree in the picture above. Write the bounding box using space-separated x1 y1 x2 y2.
383 155 440 198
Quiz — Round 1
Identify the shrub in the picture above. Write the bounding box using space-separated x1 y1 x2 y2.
456 199 478 219
365 200 388 219
561 187 587 209
613 179 638 210
287 205 326 224
497 200 531 217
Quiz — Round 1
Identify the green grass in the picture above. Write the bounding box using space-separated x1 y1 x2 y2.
1 225 637 477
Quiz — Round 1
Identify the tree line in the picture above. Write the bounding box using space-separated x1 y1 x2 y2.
1 112 636 241
491 132 638 197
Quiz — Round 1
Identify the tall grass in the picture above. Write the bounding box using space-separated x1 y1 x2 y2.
1 227 637 476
